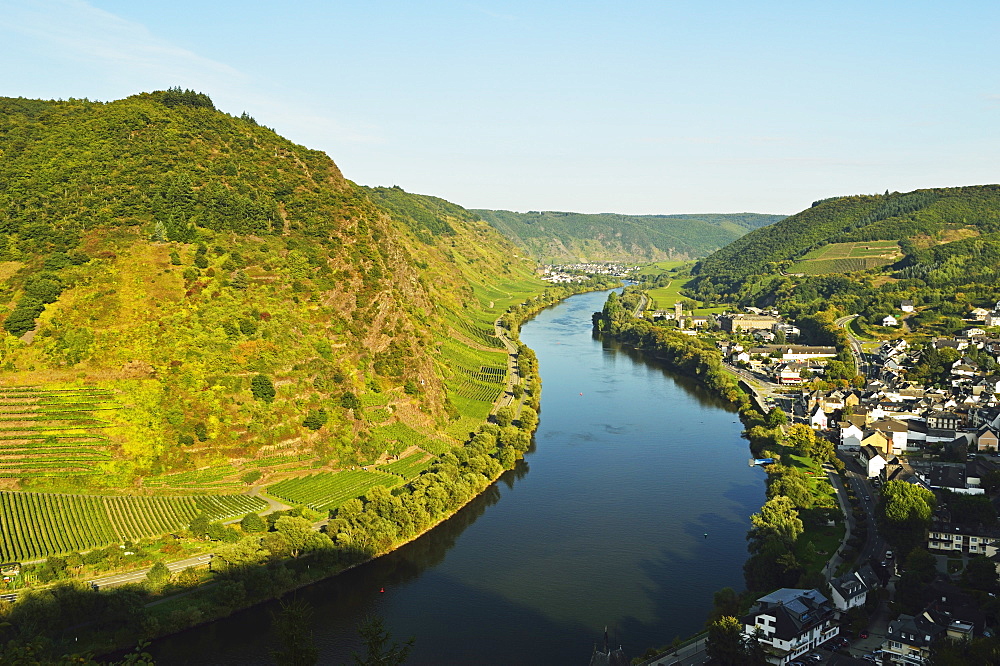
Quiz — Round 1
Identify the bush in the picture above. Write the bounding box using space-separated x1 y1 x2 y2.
302 408 328 431
251 374 276 403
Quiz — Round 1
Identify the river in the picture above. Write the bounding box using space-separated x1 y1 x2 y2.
150 289 766 665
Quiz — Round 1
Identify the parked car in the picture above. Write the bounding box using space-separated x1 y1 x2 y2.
860 630 869 638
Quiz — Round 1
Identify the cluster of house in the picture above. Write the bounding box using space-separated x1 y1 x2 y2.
538 263 637 283
738 334 1000 663
883 300 1000 328
741 579 985 665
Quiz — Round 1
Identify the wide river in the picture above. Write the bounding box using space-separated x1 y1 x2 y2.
151 289 766 665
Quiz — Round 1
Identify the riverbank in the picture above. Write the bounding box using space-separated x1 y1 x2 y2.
142 286 761 664
12 278 615 660
592 289 847 653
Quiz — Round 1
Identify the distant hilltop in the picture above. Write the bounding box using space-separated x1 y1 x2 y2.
473 209 785 263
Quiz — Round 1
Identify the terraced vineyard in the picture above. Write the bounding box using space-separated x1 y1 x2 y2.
0 386 118 479
378 452 433 479
268 469 403 513
0 491 266 562
367 422 428 457
792 240 901 275
143 465 243 491
439 337 508 411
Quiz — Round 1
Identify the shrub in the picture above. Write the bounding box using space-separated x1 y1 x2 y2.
251 374 276 403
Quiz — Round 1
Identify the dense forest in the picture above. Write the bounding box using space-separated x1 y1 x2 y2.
473 209 784 263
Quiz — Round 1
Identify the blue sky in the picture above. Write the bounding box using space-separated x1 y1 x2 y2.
3 1 999 214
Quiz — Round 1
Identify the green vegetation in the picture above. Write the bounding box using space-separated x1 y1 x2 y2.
793 240 901 275
0 90 560 582
592 289 744 402
474 209 784 263
269 469 403 513
0 490 265 561
880 480 936 556
377 451 433 479
686 186 1000 338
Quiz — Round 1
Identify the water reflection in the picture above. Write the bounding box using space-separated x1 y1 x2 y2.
151 289 765 665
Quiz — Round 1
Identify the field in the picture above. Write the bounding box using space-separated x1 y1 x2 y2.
378 451 433 479
644 279 726 316
633 260 694 278
792 241 901 275
267 469 403 513
0 386 118 480
0 491 266 562
437 332 509 438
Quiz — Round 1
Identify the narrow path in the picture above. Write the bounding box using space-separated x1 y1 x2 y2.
492 317 522 415
246 484 292 516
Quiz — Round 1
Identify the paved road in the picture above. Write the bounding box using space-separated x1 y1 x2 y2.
835 314 871 380
493 317 521 412
641 637 707 666
89 553 213 589
246 484 292 516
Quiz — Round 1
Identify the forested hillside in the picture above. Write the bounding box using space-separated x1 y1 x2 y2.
686 185 1000 335
0 91 546 491
473 209 784 263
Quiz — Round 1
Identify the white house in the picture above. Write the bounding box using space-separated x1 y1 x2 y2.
830 570 870 611
882 315 899 327
859 444 887 479
871 418 909 455
839 422 864 450
809 404 828 430
971 307 990 320
742 588 839 665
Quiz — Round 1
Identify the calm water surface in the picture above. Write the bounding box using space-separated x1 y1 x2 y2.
151 289 766 665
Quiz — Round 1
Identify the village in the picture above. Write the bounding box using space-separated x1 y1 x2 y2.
539 262 640 283
644 301 1000 666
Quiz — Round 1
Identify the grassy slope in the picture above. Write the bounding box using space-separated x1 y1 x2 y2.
0 94 546 498
693 185 1000 286
473 209 784 263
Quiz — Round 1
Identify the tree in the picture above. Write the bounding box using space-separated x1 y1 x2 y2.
881 480 936 554
784 424 818 457
188 512 210 537
193 421 208 442
963 555 999 592
352 615 414 666
765 407 787 428
340 391 361 410
302 408 328 431
749 495 804 547
516 406 538 432
706 616 747 666
494 406 515 428
270 598 318 666
252 374 276 403
229 269 249 290
708 587 741 622
241 512 267 533
146 560 171 586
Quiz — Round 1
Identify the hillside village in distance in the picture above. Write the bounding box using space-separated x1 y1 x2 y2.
540 262 639 283
636 298 1000 666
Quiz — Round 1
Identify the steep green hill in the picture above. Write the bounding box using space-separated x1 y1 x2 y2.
0 92 545 493
472 209 784 263
692 186 1000 291
687 185 1000 335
